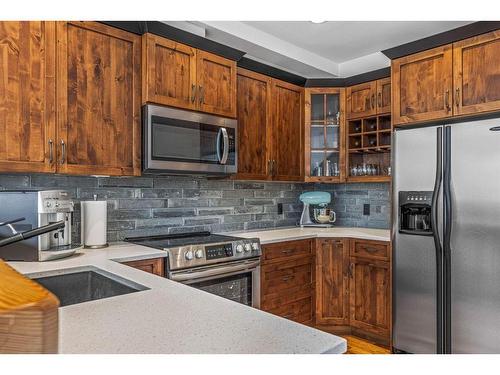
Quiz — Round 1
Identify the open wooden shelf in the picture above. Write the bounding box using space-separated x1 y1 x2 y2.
346 114 392 183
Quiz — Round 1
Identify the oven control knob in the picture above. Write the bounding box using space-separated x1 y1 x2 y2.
184 251 194 261
244 243 251 252
236 244 244 253
45 201 52 207
195 249 203 259
251 242 259 251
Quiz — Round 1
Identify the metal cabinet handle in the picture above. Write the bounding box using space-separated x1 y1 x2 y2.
282 275 294 282
48 139 54 164
377 92 382 108
199 85 204 105
371 94 375 109
361 245 378 253
455 88 460 108
191 84 196 103
445 90 451 111
272 160 277 176
348 263 354 278
60 140 66 165
281 249 294 254
268 159 273 175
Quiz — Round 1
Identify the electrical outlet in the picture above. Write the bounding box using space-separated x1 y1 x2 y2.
363 204 370 216
277 203 283 215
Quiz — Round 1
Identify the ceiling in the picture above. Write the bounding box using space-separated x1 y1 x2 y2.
171 21 472 78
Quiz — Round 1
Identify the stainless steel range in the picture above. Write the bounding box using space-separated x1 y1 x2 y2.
125 232 261 307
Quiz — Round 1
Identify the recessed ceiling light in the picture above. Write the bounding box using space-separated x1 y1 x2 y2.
310 20 327 24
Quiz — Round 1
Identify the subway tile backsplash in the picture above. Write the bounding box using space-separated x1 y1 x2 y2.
0 174 390 242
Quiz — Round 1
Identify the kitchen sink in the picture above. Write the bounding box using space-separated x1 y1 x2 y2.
29 266 149 307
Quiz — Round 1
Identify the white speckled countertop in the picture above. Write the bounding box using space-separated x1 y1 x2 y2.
228 226 391 244
8 242 346 354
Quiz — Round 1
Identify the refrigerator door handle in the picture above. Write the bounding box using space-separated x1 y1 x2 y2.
443 125 453 353
431 126 445 354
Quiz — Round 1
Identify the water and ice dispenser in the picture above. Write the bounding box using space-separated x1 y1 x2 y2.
398 191 433 235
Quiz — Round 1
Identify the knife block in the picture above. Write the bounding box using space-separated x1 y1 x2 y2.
0 260 59 353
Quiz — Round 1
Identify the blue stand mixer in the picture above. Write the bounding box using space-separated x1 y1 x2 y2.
299 191 336 228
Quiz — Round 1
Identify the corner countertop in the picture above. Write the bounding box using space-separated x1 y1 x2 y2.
227 226 391 244
8 243 346 354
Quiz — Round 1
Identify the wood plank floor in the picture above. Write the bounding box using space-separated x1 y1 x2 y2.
343 335 391 354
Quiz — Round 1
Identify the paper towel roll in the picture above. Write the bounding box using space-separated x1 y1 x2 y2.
81 200 108 248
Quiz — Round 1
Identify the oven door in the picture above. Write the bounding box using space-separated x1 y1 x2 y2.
143 104 237 174
168 258 260 308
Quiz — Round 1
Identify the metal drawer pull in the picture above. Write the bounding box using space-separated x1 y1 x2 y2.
191 84 196 103
281 249 295 254
455 88 460 108
445 90 451 111
361 246 379 253
48 139 54 164
60 140 66 165
282 275 294 282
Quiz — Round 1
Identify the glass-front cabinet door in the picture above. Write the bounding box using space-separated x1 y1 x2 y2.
304 88 345 182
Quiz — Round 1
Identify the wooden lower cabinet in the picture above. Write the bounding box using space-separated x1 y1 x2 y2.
260 239 315 324
349 257 391 341
259 237 391 344
121 257 164 277
315 238 349 326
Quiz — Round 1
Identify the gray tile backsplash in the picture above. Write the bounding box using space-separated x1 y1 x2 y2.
0 174 390 242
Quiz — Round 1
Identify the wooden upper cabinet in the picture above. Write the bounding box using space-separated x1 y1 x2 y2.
235 68 272 180
142 34 196 110
272 80 304 181
197 50 237 118
376 77 391 114
0 21 56 173
453 30 500 116
392 44 453 125
56 22 141 176
316 239 349 326
142 34 236 118
349 258 391 338
347 81 377 119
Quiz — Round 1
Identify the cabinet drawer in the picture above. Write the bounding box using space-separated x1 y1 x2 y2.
261 257 314 295
262 239 312 263
350 239 390 260
122 257 164 276
267 296 313 323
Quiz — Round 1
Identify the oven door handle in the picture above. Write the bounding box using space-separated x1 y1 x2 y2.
169 259 260 282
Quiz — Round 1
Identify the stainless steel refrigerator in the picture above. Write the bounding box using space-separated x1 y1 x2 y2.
392 117 500 354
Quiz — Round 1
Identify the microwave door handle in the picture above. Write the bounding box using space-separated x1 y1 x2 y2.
216 128 223 163
220 127 229 165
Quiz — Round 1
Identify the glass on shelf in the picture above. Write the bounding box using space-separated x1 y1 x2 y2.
325 151 340 177
311 127 325 149
326 94 340 125
326 125 339 149
311 152 324 177
311 94 324 122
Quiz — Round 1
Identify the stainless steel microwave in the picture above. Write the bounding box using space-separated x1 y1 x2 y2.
143 104 237 175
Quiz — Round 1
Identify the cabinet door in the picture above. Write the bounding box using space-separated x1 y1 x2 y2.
315 239 349 325
376 77 391 114
235 69 272 180
349 258 391 338
196 50 236 118
56 22 141 176
271 79 303 181
453 30 500 116
0 21 56 173
142 33 197 110
392 44 453 125
347 81 377 119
